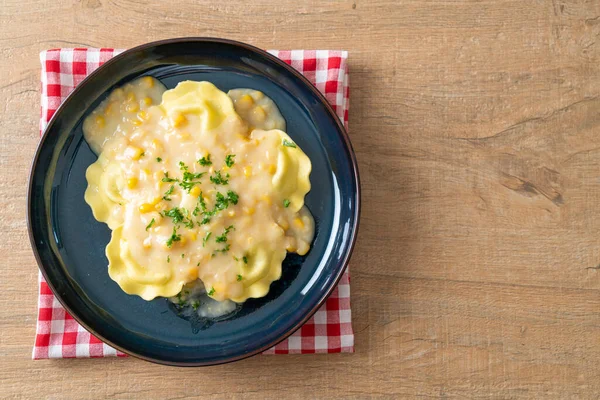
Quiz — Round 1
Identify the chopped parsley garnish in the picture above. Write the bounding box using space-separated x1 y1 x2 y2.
193 190 238 225
145 218 155 231
283 199 290 208
225 154 236 167
162 172 178 183
210 171 229 185
164 206 194 228
233 256 239 261
167 255 171 263
156 157 162 162
215 225 234 243
193 194 208 216
181 253 185 258
202 231 212 247
237 274 243 281
180 174 205 192
140 152 145 157
163 207 185 224
176 292 185 306
176 161 206 192
243 256 248 264
198 154 212 166
207 287 215 296
227 190 239 205
214 190 239 211
191 301 200 310
162 184 175 201
214 192 228 211
183 171 205 181
166 226 181 247
214 243 230 254
282 139 297 148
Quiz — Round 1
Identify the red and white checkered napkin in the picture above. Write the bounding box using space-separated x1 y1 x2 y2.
33 48 353 359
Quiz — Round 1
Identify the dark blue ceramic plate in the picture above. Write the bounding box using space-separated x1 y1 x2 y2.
28 38 360 366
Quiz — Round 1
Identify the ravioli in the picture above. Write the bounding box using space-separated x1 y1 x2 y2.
83 78 314 304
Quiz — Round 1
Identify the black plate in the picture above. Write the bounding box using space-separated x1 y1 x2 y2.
28 38 360 366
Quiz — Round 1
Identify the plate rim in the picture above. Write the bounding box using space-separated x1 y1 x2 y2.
27 37 361 366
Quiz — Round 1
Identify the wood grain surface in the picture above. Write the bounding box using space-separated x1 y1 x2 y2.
1 0 600 398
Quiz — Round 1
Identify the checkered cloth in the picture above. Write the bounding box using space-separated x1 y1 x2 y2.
33 48 353 359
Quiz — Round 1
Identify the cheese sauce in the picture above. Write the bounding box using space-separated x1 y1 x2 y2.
83 77 314 304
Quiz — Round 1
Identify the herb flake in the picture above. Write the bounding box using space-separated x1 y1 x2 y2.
145 218 155 231
166 226 181 247
198 154 212 166
225 154 236 167
282 139 297 148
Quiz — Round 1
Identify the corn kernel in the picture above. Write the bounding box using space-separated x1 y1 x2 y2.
268 164 276 175
150 197 161 206
247 237 254 245
261 195 272 205
151 139 163 152
142 96 153 106
286 244 296 252
126 102 139 113
187 267 198 277
172 112 187 128
137 110 148 120
176 131 190 141
243 166 252 177
143 238 152 249
252 106 266 122
244 207 255 215
179 236 187 245
189 232 197 241
254 91 264 100
228 210 236 217
95 115 105 127
111 88 124 99
105 102 114 114
125 146 144 160
143 76 154 88
126 91 136 102
237 94 254 109
141 168 150 177
189 186 201 197
139 203 154 213
293 217 304 228
132 119 142 126
127 177 138 189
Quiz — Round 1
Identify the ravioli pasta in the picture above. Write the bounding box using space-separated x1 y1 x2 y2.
83 77 314 303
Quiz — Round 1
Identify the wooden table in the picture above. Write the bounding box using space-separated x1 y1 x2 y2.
2 1 599 398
